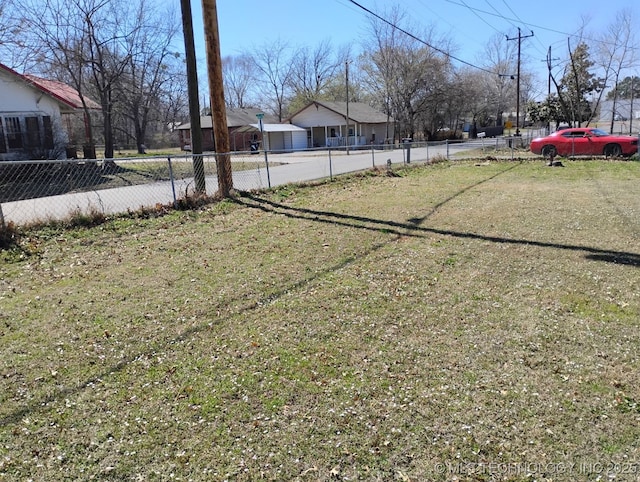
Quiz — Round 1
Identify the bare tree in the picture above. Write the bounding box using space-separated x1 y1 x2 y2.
0 0 23 66
287 40 346 111
16 0 180 160
251 39 293 121
116 1 183 153
361 5 453 140
157 73 190 143
16 0 99 155
479 34 518 127
21 0 138 158
222 54 256 109
595 8 636 131
451 69 489 136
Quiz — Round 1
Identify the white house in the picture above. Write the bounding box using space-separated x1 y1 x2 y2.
287 101 394 148
178 103 394 153
0 62 99 161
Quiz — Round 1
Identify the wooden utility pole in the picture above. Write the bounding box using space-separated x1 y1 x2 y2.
180 0 206 194
630 77 635 135
345 60 350 155
201 0 233 197
507 28 533 136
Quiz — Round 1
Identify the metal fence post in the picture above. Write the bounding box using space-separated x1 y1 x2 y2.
263 148 271 188
329 148 333 180
446 139 450 159
167 156 178 208
371 146 375 168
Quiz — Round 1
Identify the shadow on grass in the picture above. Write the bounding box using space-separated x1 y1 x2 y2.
234 191 640 269
585 253 640 267
3 164 637 428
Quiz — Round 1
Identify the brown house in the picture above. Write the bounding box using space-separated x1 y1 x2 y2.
177 108 279 152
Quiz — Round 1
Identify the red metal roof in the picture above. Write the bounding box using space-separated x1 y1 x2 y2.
24 75 101 110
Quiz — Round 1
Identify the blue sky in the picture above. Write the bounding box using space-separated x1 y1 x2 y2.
190 0 640 98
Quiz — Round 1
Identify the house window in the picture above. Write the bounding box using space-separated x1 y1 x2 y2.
43 116 54 149
5 117 23 149
25 116 41 148
0 118 6 153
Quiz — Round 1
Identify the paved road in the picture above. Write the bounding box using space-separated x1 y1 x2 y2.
1 139 511 226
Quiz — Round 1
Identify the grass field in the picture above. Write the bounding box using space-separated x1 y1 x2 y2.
1 160 640 481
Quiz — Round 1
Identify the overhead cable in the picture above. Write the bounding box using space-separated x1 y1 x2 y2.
346 0 502 76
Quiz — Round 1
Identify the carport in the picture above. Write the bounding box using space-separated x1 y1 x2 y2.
237 123 308 152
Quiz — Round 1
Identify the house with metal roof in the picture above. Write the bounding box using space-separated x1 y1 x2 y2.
0 62 99 161
287 101 394 148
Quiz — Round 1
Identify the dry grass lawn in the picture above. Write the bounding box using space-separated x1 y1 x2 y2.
1 159 639 481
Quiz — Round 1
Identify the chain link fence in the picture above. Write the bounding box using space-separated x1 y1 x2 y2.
1 136 534 227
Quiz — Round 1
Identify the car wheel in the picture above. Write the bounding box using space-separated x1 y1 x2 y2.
605 144 622 158
541 145 557 158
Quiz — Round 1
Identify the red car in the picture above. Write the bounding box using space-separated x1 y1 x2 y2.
530 128 638 158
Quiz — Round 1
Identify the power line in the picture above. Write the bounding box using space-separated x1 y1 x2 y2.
460 0 503 35
346 0 501 76
499 0 525 27
461 0 546 59
484 0 517 31
415 0 504 57
445 0 640 53
414 0 466 35
498 0 548 56
463 0 546 61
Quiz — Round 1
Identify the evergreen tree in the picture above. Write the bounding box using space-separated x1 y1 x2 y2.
606 76 640 100
556 42 604 126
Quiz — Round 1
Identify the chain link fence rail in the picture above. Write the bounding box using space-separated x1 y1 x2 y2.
1 135 536 227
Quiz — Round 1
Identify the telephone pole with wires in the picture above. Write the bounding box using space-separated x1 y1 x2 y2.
506 28 534 136
545 46 560 134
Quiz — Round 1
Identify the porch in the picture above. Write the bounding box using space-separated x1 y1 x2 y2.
309 125 369 148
